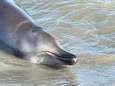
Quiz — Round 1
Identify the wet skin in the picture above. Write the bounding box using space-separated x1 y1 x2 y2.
0 0 78 66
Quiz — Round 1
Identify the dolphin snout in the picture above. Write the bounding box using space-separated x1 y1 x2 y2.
60 53 78 65
44 50 78 65
57 52 78 65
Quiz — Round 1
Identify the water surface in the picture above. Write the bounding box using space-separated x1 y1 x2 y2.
0 0 115 86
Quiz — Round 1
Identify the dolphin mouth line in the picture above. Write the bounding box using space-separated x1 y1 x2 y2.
44 51 69 60
44 51 62 58
43 51 77 65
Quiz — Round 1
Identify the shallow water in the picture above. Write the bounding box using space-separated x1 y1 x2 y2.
0 0 115 86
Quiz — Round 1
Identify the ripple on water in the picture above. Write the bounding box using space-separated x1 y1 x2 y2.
0 0 115 86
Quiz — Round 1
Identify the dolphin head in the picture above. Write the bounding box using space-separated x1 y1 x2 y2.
30 29 78 66
19 27 78 66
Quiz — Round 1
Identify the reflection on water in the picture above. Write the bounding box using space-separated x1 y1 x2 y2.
0 0 115 86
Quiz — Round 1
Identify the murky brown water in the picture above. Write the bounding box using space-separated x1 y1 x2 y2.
0 0 115 86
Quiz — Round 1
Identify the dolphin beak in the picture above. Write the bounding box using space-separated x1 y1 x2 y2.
58 55 78 65
45 51 78 65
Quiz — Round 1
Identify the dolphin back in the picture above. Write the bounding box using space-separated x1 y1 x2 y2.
0 0 15 3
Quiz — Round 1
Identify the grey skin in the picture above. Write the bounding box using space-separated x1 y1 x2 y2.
0 0 77 66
